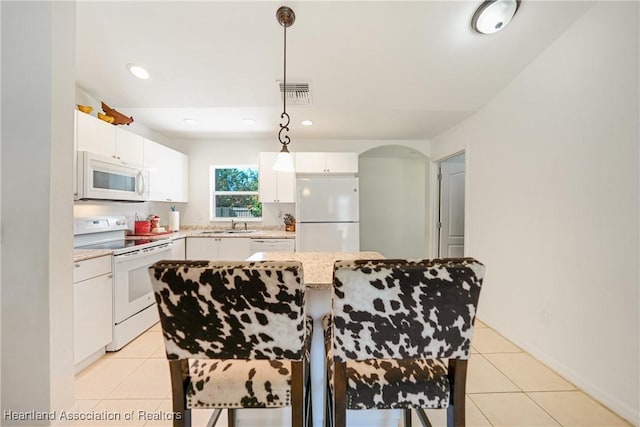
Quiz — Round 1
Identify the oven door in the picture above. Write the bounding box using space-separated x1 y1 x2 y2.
113 242 172 324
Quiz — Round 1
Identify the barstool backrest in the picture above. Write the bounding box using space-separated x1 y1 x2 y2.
149 260 306 361
332 258 485 362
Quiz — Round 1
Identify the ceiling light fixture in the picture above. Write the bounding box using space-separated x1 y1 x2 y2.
273 6 296 172
126 63 149 80
183 118 197 125
301 120 313 126
472 0 520 34
243 118 257 126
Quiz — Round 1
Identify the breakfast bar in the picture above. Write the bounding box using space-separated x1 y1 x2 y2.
246 251 395 427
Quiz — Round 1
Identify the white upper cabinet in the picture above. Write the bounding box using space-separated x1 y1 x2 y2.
259 152 295 203
76 110 143 165
143 138 189 203
76 110 115 158
294 152 358 174
115 127 144 166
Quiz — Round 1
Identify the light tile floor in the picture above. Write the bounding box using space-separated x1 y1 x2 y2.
65 321 631 427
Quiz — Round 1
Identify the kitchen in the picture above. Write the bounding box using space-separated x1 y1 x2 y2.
1 1 638 427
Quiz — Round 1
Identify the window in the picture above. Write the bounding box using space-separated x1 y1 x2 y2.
210 166 262 220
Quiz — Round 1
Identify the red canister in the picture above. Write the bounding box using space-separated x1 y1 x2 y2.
134 220 151 234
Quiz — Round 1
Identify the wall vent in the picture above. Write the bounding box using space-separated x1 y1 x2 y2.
278 82 312 106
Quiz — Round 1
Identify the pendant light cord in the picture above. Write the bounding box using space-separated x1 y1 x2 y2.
278 22 290 147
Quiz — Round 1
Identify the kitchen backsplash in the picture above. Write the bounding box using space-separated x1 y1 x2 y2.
73 200 293 229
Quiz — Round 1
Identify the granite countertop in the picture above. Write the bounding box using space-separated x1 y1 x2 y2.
73 249 113 262
183 229 295 239
74 229 296 262
247 251 384 289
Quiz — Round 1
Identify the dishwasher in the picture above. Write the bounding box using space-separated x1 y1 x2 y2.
250 238 295 254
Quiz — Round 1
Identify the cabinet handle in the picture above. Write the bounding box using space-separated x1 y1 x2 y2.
107 274 113 279
74 263 80 268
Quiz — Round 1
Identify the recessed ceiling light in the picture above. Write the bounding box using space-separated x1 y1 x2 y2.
472 0 520 34
243 118 257 125
301 120 313 126
183 118 197 125
126 63 149 80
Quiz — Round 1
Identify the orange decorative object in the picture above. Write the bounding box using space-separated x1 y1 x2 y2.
101 101 134 126
97 112 115 124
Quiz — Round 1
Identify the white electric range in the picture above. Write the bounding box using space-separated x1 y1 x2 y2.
74 216 173 351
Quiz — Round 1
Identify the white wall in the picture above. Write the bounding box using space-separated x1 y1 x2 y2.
175 138 429 227
431 2 639 423
359 148 429 258
1 1 76 422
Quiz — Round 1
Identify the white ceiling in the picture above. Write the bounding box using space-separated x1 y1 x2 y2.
76 1 592 141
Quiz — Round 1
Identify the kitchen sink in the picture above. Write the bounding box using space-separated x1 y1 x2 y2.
200 229 257 235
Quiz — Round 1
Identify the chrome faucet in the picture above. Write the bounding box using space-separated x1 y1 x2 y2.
231 219 247 230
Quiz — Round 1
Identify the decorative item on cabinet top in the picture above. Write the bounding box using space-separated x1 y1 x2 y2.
77 104 93 114
101 101 134 126
97 112 114 124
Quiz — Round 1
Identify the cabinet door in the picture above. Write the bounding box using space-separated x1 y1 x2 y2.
186 238 219 260
76 110 115 158
174 151 189 203
74 272 113 364
325 152 358 173
144 139 188 203
294 152 326 173
218 238 251 260
276 168 295 202
260 152 294 203
144 139 171 201
115 127 144 165
170 238 186 260
259 152 279 202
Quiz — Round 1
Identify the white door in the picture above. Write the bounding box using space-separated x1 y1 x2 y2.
439 154 465 257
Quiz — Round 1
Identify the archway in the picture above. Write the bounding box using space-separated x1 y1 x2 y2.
358 145 430 258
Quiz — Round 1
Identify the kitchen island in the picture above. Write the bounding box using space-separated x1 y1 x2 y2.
247 252 398 427
247 251 383 288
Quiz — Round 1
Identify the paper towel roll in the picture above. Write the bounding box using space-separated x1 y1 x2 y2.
169 211 180 231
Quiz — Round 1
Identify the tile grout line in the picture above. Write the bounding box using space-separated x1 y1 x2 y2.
475 327 566 427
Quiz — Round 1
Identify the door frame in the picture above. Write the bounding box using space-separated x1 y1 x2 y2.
430 150 467 258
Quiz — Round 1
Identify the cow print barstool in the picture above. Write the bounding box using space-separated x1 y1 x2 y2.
149 260 312 427
323 258 485 427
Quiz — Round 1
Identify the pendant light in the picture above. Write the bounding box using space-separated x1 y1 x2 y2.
273 6 296 172
472 0 520 34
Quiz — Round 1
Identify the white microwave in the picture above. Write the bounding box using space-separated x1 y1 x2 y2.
77 151 149 202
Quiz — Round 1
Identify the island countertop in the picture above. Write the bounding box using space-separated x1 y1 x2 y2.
247 251 384 289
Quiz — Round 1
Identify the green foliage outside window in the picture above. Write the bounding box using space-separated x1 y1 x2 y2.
211 166 262 219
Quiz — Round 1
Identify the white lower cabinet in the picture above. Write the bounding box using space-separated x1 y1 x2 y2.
171 237 186 260
73 255 113 369
186 237 251 260
250 238 295 254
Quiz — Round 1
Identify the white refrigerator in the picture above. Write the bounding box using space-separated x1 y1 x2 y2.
295 176 360 252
